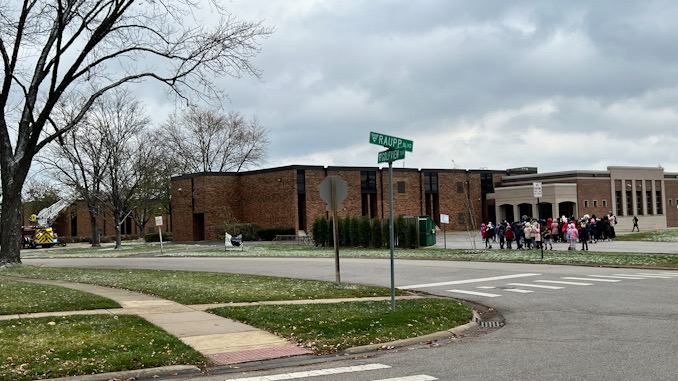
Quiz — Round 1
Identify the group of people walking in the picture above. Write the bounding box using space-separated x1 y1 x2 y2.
481 212 620 251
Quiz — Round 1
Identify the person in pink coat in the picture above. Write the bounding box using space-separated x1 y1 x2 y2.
568 222 579 251
532 220 541 249
551 219 559 242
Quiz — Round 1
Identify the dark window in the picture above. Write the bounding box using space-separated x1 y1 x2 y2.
615 191 622 216
458 213 466 224
456 182 464 193
480 173 494 194
297 170 305 194
424 172 438 193
646 191 652 215
361 171 377 193
636 190 642 215
657 192 663 214
397 181 405 194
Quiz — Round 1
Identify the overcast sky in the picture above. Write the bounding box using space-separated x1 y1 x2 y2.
158 1 678 173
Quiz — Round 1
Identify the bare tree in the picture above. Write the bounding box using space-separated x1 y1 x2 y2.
161 107 269 173
0 0 272 264
92 90 152 249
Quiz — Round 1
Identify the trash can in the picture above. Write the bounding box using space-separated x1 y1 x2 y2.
418 216 436 247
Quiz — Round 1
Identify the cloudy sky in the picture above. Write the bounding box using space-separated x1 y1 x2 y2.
169 1 678 173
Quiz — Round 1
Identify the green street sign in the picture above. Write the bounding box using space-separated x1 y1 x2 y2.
369 131 413 152
378 148 406 163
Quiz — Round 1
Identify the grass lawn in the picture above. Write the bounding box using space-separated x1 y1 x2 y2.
0 266 409 305
211 298 473 354
162 245 678 268
20 242 195 259
0 279 120 315
0 315 205 381
614 228 678 242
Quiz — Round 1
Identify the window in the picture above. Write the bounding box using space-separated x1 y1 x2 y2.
615 191 622 215
397 181 405 194
424 172 438 193
669 199 673 206
584 200 589 208
602 200 607 207
360 171 377 193
657 192 663 214
593 200 598 207
636 190 642 215
456 182 464 193
297 169 305 194
626 190 632 216
458 213 466 224
646 191 652 215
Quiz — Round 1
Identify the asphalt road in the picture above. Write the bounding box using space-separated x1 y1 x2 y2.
24 255 678 380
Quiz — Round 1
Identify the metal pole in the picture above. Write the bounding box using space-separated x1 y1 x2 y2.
444 223 446 249
538 197 543 260
332 177 340 285
389 161 395 311
158 226 164 255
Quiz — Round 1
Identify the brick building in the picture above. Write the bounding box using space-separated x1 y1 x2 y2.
170 164 678 242
170 165 499 241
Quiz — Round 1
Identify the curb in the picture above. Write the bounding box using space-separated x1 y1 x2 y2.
41 365 201 381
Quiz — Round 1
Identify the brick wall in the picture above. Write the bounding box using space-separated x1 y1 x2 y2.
576 178 612 218
665 179 678 227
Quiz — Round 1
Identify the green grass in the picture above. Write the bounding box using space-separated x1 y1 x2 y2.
0 279 120 315
162 245 678 268
614 228 678 242
0 315 205 380
211 298 473 354
0 266 409 305
20 242 195 259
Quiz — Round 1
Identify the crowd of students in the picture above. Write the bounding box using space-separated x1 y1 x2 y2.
481 212 619 251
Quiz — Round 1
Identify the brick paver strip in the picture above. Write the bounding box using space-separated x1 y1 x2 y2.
207 345 312 364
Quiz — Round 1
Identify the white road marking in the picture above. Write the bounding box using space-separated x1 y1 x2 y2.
535 280 593 286
401 273 541 289
447 289 502 297
588 275 646 280
507 283 564 290
477 286 495 289
224 364 391 380
636 273 678 277
562 277 620 282
374 376 438 381
504 289 533 293
622 274 673 279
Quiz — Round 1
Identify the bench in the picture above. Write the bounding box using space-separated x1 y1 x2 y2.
273 234 313 245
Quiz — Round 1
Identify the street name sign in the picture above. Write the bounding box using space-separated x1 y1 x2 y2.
377 148 406 163
369 132 413 152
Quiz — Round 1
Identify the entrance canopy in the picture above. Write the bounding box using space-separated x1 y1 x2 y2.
488 183 577 222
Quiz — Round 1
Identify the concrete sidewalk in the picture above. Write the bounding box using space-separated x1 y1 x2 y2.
0 276 419 365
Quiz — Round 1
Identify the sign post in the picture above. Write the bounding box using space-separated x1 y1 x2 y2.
533 182 543 260
155 216 164 255
440 214 449 249
320 176 348 285
369 132 413 311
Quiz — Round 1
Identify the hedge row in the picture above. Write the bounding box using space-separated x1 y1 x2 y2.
311 215 419 249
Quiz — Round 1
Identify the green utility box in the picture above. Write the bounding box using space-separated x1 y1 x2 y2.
418 216 437 247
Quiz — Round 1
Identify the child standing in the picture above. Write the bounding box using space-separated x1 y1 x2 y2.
568 223 579 251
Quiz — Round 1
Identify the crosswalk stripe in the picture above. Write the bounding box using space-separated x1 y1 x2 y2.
636 273 678 277
224 364 391 380
621 274 673 279
447 289 502 297
401 273 541 289
588 275 646 280
535 280 593 286
375 376 438 381
504 289 533 293
507 283 564 289
562 277 620 282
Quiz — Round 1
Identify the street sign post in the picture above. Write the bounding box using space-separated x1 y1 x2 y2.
155 216 164 254
369 131 413 152
320 176 348 284
533 182 543 260
440 214 449 249
369 132 413 310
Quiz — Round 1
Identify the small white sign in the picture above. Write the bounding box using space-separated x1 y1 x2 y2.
155 216 163 226
440 214 449 224
533 182 543 198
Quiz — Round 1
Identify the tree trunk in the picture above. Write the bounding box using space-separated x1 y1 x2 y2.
114 212 122 249
0 163 31 265
88 212 101 247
